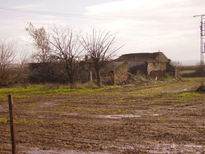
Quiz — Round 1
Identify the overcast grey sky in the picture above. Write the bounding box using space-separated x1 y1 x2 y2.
0 0 205 64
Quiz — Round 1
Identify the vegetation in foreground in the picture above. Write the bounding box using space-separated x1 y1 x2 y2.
0 77 205 153
0 83 120 100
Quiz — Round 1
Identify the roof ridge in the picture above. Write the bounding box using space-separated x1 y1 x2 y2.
116 52 169 62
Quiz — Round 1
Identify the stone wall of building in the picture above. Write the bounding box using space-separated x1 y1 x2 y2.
147 62 167 76
113 62 128 85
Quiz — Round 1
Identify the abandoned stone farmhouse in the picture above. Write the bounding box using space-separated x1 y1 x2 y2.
117 52 176 77
28 52 177 84
103 52 177 84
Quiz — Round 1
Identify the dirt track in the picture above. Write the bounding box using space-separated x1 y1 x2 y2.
0 79 205 153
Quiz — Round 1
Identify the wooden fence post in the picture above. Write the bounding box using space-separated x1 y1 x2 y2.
8 95 16 154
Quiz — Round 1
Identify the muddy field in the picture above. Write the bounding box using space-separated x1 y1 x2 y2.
0 78 205 153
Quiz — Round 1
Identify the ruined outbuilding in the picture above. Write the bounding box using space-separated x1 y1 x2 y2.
102 61 128 85
114 52 177 80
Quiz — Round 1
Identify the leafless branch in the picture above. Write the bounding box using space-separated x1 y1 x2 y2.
81 28 121 87
0 40 15 85
49 26 83 88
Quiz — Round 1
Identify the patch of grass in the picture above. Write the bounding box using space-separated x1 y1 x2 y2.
163 92 203 102
157 117 168 123
15 118 30 125
151 99 185 105
129 78 201 98
36 120 44 126
176 92 201 97
131 85 175 98
54 121 63 126
25 104 38 109
0 84 121 100
7 116 46 126
152 109 161 114
199 128 205 132
65 105 81 112
84 108 101 114
118 99 125 103
0 117 8 123
161 73 175 81
180 70 196 75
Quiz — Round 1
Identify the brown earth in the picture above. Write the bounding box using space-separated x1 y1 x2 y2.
0 78 205 153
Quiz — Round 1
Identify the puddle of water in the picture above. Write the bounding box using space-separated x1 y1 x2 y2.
97 114 141 119
148 143 205 154
114 143 205 153
152 114 159 117
184 144 203 148
61 113 79 116
166 88 190 94
39 102 58 108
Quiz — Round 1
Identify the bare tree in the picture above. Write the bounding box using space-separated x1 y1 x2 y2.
0 41 15 85
16 49 29 84
49 27 82 88
26 23 51 63
81 29 120 87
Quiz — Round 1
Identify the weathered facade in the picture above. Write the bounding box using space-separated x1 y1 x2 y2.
115 52 177 79
102 61 128 85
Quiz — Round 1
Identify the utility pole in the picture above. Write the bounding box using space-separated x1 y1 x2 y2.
194 14 205 88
